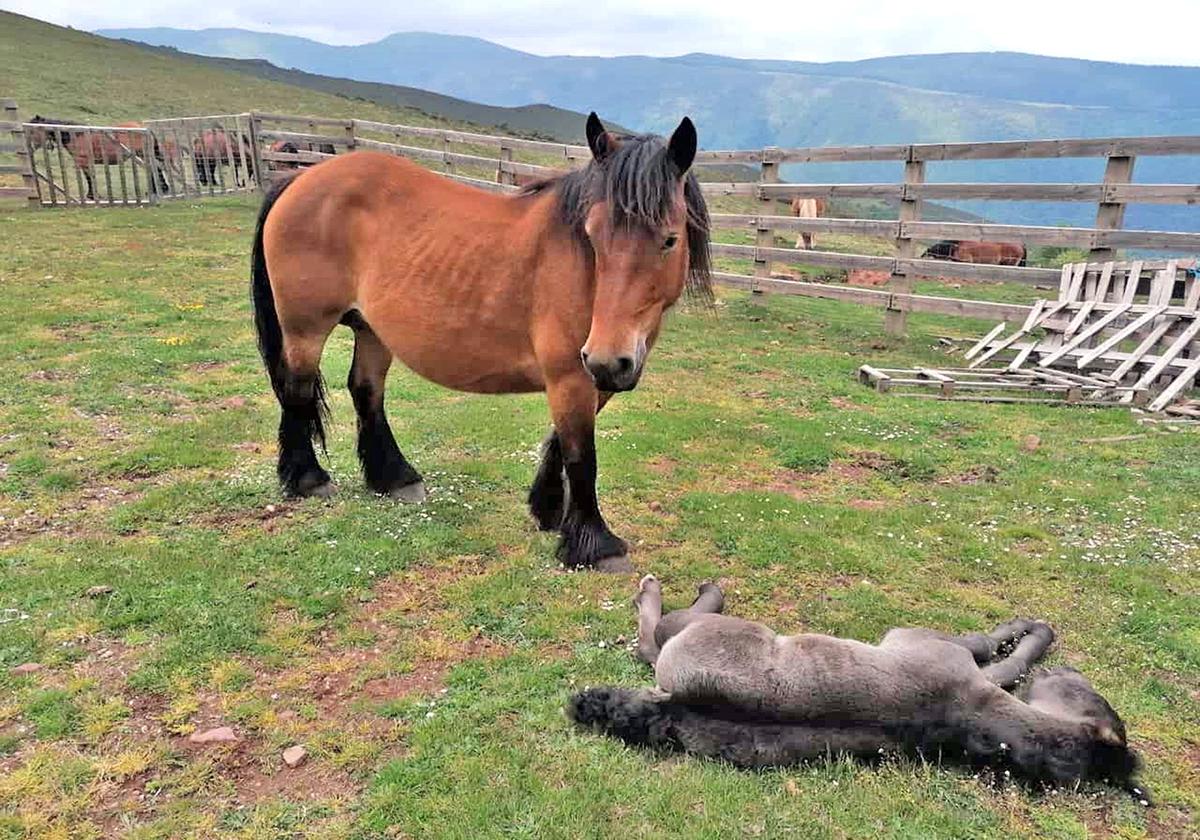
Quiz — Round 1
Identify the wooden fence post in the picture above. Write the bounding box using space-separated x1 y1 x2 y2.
498 144 515 186
344 119 356 152
247 112 265 191
3 99 38 206
885 150 924 336
1091 154 1135 263
754 147 781 293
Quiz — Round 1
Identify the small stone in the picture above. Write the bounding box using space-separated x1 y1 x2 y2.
282 745 308 768
188 726 239 744
1021 435 1041 453
11 662 43 676
648 501 664 514
85 585 113 598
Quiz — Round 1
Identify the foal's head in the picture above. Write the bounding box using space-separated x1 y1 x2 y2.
1023 667 1145 801
537 113 711 392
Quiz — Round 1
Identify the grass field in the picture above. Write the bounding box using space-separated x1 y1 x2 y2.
0 195 1197 839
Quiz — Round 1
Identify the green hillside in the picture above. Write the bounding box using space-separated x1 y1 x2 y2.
0 11 521 135
112 41 627 143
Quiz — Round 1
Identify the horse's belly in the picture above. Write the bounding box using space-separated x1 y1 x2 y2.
364 305 544 394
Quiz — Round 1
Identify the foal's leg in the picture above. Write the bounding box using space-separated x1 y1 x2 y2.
346 317 425 502
275 327 336 498
635 578 724 666
529 392 611 531
634 574 664 665
981 622 1055 689
545 375 628 571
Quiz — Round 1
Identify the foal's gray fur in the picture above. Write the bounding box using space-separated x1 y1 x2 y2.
571 577 1143 798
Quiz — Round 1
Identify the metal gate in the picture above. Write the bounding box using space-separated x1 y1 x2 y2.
143 113 259 199
22 113 261 207
23 122 163 207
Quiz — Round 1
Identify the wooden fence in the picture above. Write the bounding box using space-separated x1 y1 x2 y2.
5 100 1199 336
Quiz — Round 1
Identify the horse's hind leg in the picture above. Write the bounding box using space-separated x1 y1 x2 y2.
689 581 724 614
346 316 425 502
276 329 335 498
981 622 1055 689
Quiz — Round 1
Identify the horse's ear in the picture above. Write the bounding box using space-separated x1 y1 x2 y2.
668 117 697 174
586 112 614 161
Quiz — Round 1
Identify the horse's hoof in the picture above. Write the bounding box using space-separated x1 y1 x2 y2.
594 555 635 574
634 574 660 607
388 481 427 504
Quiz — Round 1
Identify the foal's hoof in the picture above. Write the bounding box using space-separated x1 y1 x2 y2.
288 477 335 499
388 481 427 504
594 555 635 574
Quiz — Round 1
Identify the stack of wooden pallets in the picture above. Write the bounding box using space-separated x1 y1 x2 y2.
859 259 1200 413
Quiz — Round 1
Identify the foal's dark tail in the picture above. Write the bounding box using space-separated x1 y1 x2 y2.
567 688 884 768
251 173 328 450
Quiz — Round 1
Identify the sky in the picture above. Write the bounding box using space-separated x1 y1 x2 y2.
5 0 1199 65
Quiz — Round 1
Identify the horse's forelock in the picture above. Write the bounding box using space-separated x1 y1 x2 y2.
543 133 712 302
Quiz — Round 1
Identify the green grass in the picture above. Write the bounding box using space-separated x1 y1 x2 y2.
0 197 1197 838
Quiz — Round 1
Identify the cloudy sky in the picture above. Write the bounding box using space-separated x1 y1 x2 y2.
6 1 1199 65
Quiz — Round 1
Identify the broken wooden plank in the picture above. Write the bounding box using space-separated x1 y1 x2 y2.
1109 319 1179 381
858 365 892 392
1146 357 1200 412
1039 304 1132 367
1130 319 1200 389
970 301 1068 367
964 323 1009 360
1075 305 1169 369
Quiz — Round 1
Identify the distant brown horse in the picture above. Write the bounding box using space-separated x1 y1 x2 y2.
193 126 254 186
791 197 827 249
27 115 171 199
251 113 710 571
266 140 337 171
923 240 1027 266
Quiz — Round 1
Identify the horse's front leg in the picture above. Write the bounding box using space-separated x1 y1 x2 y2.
544 375 629 571
528 391 611 532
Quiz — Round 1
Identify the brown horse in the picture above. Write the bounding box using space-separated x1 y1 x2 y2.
193 127 254 186
923 240 1027 266
251 113 710 571
27 115 171 199
790 197 827 249
266 140 337 171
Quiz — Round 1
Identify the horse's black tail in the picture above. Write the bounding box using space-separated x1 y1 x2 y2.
251 173 328 451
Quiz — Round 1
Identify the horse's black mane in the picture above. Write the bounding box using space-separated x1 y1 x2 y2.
521 133 712 302
29 115 81 145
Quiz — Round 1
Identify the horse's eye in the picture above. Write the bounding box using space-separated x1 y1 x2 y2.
662 234 679 251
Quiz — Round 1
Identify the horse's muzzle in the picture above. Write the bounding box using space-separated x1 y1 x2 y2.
581 352 641 392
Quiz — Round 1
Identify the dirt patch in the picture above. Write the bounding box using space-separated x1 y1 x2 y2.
185 360 234 374
847 270 890 287
847 499 889 511
0 483 143 548
26 369 73 383
646 455 680 477
194 500 300 533
938 465 1000 485
731 460 874 502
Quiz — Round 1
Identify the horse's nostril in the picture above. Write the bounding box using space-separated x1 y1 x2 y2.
580 350 590 365
616 356 634 375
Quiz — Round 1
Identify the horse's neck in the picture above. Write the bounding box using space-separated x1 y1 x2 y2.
954 685 1086 754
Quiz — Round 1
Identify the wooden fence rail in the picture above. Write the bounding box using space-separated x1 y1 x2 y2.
6 99 1199 338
